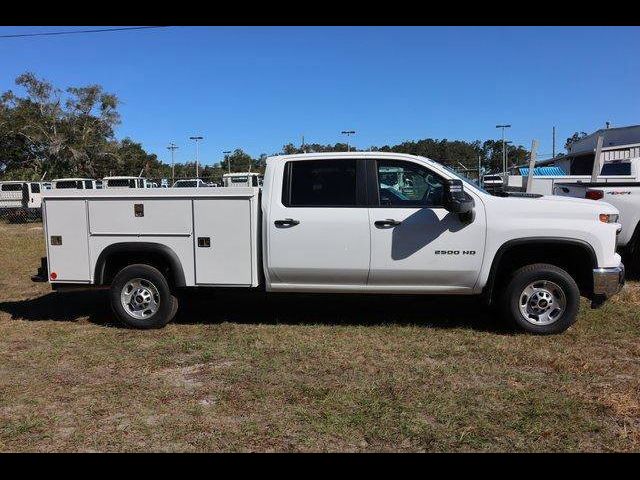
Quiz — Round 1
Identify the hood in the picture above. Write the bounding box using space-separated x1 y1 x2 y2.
538 194 618 212
486 191 619 216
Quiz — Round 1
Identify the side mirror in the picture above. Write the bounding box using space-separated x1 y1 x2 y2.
443 179 475 222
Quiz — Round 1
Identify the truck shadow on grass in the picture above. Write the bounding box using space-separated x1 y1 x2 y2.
174 290 507 332
0 289 507 333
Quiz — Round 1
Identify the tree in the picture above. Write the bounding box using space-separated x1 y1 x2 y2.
107 138 162 178
565 131 588 151
0 72 123 180
219 148 257 173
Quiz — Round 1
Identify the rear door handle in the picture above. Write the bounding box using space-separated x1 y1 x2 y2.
374 219 402 228
274 218 300 228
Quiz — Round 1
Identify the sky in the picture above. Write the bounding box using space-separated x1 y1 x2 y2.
1 26 639 165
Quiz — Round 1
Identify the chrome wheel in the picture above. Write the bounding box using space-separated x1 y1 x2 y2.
518 280 566 326
120 278 160 319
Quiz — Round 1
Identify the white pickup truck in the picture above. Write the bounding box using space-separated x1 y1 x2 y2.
554 180 640 266
31 152 625 334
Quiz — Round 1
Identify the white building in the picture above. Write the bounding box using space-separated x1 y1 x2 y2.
541 124 640 176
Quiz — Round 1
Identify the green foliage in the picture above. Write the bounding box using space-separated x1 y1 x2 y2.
219 148 258 173
0 72 164 181
280 138 527 173
565 131 588 150
0 71 530 181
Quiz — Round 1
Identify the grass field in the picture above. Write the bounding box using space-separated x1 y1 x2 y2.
0 222 638 452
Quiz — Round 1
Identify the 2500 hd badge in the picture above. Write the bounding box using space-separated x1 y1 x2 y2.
435 250 476 255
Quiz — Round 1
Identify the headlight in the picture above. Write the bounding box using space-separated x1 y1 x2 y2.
599 213 619 223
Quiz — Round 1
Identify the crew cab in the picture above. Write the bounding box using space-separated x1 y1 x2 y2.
32 152 624 334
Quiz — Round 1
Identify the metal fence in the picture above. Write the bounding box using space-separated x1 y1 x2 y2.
0 207 42 224
0 185 42 224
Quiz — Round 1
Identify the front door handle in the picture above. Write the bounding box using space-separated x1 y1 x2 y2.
374 219 402 229
274 218 300 228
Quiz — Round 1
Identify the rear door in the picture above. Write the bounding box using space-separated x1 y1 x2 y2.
29 183 42 208
266 158 370 289
367 159 485 290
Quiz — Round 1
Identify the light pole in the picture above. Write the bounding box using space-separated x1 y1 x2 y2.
496 124 511 177
341 130 356 152
189 136 203 178
223 150 232 174
166 142 178 185
504 140 512 174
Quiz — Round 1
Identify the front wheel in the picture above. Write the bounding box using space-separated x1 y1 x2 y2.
110 264 178 329
500 263 580 334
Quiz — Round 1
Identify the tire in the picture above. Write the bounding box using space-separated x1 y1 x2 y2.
500 263 580 335
623 222 640 273
109 264 178 329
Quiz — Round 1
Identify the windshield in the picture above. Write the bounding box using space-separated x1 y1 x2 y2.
438 163 489 195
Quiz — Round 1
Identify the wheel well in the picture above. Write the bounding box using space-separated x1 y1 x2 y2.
487 240 596 303
95 243 185 287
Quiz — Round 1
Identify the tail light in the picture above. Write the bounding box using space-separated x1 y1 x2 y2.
50 272 57 280
585 190 604 200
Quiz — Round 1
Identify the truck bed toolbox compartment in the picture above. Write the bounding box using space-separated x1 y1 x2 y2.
193 198 254 285
44 199 91 282
42 188 259 287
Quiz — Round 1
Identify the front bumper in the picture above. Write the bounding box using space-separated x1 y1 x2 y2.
593 263 625 298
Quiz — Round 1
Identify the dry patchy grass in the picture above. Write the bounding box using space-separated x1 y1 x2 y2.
0 222 638 452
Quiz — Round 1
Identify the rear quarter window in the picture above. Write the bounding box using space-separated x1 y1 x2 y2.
601 163 631 176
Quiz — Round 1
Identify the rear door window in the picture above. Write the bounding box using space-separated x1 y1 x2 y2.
283 159 358 207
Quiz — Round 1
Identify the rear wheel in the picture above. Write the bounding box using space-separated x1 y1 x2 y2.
500 263 580 334
110 264 178 329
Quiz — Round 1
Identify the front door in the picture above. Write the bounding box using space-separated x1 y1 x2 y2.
266 158 370 289
367 159 485 291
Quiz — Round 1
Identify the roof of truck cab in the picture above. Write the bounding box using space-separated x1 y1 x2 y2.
266 151 444 169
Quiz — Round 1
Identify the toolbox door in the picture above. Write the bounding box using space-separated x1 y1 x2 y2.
193 198 253 285
45 200 90 282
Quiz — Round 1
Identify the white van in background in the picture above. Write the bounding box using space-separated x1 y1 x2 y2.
102 176 148 189
172 179 210 188
52 178 101 190
222 172 263 187
0 181 46 219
